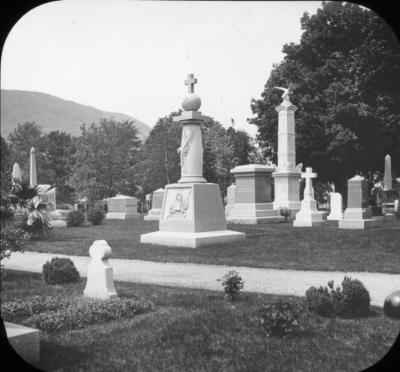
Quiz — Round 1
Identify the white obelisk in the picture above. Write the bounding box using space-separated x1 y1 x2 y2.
30 147 37 187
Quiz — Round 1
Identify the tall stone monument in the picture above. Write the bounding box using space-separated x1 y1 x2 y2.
293 167 324 227
382 154 395 216
29 147 37 187
272 86 301 214
141 74 245 248
144 188 165 221
226 164 283 224
29 147 66 228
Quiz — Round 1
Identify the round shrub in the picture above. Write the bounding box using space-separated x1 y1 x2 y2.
305 286 336 317
218 270 245 301
66 210 85 227
306 277 370 318
43 257 80 285
259 299 301 337
337 276 370 317
87 208 105 225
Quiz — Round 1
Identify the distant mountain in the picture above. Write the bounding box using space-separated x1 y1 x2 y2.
0 90 151 141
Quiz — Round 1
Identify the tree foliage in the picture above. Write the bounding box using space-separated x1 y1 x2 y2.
69 119 141 201
249 2 400 193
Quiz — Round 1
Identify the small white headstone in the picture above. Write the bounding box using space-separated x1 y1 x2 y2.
83 240 118 300
327 192 343 220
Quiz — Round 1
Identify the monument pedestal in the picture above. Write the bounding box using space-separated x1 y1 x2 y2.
339 175 393 230
141 183 245 248
293 167 324 227
272 171 301 214
106 195 139 220
226 164 283 224
293 199 324 227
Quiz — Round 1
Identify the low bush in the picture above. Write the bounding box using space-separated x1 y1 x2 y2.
66 210 85 227
259 299 301 336
87 208 105 225
26 297 155 332
43 257 80 285
1 296 70 321
218 270 244 301
306 276 370 318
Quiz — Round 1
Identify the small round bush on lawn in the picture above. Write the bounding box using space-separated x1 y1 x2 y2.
259 299 301 337
43 257 80 285
218 270 244 301
306 276 370 318
337 276 370 317
66 210 85 227
305 286 336 317
87 208 105 225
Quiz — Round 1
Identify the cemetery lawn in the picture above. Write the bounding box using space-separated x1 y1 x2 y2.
2 270 398 372
25 218 400 273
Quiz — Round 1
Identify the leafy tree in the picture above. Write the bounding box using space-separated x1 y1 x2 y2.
69 119 141 201
1 136 12 192
137 111 237 197
44 131 76 203
226 127 255 166
249 2 400 194
7 122 54 184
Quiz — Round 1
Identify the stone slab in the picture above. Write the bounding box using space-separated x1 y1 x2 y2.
140 230 245 248
106 212 139 220
49 220 67 228
5 322 40 365
293 219 325 227
338 216 397 229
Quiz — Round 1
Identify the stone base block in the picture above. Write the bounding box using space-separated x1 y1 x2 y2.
326 219 340 227
144 210 161 221
106 212 139 220
5 322 40 365
338 216 397 229
226 203 284 224
293 219 325 227
140 230 245 248
49 220 67 228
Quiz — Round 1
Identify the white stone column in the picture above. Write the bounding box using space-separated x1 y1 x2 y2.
272 87 301 212
30 147 37 187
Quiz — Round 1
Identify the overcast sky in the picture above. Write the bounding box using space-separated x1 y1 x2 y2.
1 0 323 137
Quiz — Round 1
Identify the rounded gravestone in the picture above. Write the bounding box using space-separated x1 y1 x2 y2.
383 290 400 319
182 93 201 111
88 240 112 260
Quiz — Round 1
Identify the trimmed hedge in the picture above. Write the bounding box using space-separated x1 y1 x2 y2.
1 296 155 333
306 276 371 318
26 297 155 332
43 257 80 285
1 296 70 321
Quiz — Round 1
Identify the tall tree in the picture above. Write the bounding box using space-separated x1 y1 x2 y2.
137 111 236 197
7 122 53 183
0 136 12 192
69 119 141 201
249 2 400 193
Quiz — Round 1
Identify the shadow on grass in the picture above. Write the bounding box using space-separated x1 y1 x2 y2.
39 340 91 371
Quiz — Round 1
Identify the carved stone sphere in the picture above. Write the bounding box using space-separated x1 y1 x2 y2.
182 93 201 111
384 290 400 319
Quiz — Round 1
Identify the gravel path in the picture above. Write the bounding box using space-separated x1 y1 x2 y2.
3 252 399 307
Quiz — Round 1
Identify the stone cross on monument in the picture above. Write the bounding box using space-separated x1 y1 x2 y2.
302 167 317 201
293 166 324 227
184 73 197 93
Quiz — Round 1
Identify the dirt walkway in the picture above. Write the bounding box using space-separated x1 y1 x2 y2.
3 251 399 307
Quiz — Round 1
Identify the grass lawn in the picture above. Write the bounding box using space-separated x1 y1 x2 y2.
2 270 399 372
24 217 400 273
